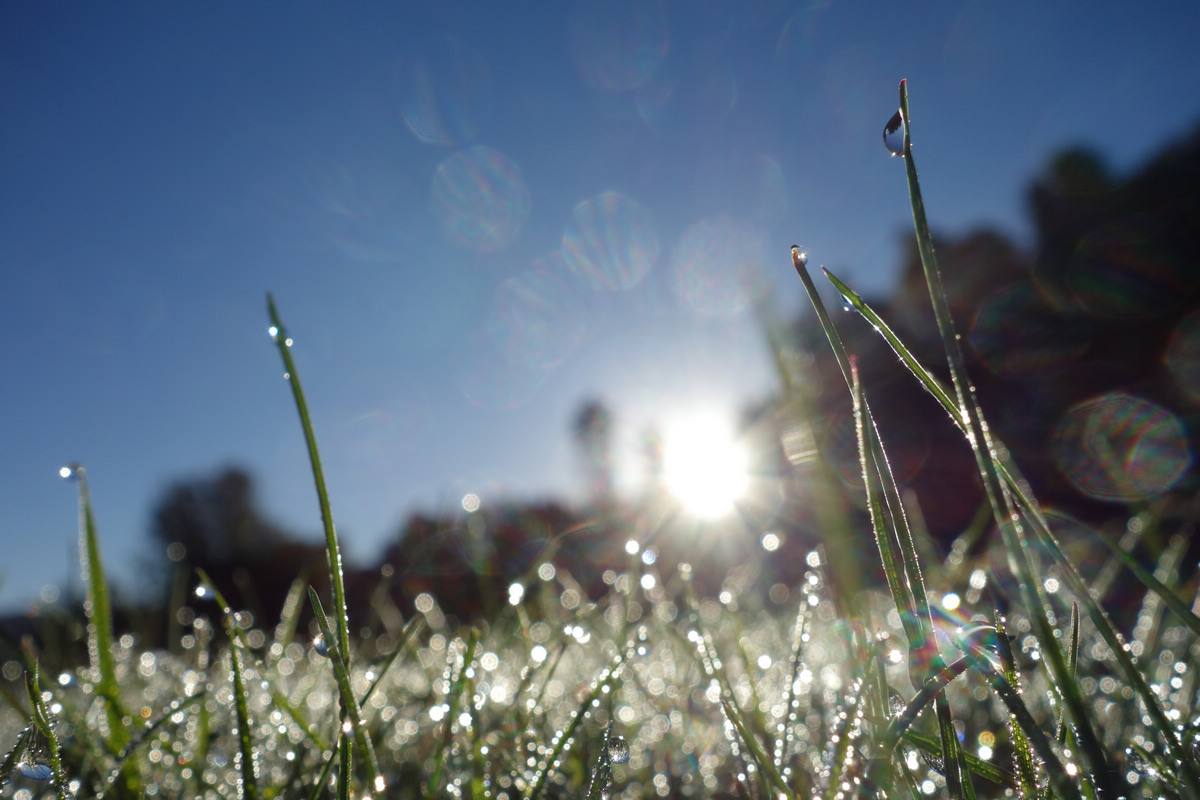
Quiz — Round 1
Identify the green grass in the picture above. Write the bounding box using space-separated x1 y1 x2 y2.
2 80 1199 800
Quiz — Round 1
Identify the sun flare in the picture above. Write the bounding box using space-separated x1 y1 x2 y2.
661 414 749 519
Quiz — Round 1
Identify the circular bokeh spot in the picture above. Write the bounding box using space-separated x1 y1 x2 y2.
400 37 493 147
568 0 669 92
1165 310 1200 403
431 146 531 252
1052 391 1191 502
485 252 591 370
669 216 767 317
561 191 659 292
968 282 1092 378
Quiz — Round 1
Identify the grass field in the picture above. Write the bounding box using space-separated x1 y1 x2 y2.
2 81 1198 800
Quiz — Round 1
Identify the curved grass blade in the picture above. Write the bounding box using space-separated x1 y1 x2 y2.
308 589 385 797
23 667 68 800
268 296 357 800
66 466 131 754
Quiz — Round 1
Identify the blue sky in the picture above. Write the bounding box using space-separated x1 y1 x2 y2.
3 1 1200 607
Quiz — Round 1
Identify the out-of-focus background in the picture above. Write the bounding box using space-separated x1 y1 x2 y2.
3 1 1200 636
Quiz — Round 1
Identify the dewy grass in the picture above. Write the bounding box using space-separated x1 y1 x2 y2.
6 80 1200 800
267 294 357 797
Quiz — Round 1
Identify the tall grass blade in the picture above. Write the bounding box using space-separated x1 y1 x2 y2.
268 295 357 800
68 466 130 752
308 588 385 797
266 295 351 657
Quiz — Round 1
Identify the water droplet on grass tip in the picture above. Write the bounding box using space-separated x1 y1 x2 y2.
194 585 213 601
18 762 52 781
58 462 81 480
607 735 630 764
883 109 905 157
313 635 330 657
790 246 808 269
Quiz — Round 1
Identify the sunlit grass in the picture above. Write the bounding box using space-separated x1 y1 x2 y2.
2 80 1198 800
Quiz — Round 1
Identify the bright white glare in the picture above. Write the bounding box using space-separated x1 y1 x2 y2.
662 414 749 519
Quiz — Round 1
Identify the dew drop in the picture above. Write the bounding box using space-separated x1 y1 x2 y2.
790 245 808 269
193 585 213 602
883 109 905 157
17 762 52 781
607 734 630 764
313 635 330 658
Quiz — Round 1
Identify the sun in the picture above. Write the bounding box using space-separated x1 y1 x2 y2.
661 413 750 519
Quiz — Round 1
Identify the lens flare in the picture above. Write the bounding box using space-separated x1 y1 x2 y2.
431 146 530 252
669 216 767 317
485 252 591 369
561 191 659 292
661 414 749 519
1052 391 1191 502
399 36 492 147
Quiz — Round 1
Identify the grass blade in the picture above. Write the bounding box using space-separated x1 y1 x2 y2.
66 466 131 751
792 248 966 797
268 296 358 800
1095 529 1200 638
360 614 425 710
23 666 68 800
308 588 385 797
823 264 1152 793
955 637 1084 800
197 570 260 799
992 615 1038 798
0 727 32 789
